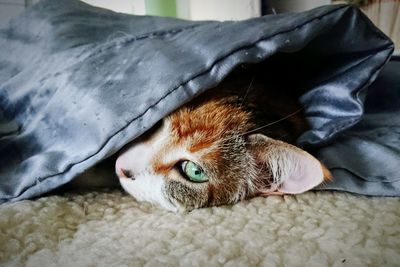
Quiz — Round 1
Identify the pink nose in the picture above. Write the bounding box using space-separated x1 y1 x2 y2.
120 168 133 178
115 158 133 178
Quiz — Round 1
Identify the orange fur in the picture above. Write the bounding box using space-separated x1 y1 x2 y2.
153 162 174 175
170 98 252 149
322 164 333 181
201 150 221 162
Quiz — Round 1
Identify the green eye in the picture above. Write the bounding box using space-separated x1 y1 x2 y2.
180 161 208 183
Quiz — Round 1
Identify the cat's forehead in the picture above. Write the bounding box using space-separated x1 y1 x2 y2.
167 98 252 148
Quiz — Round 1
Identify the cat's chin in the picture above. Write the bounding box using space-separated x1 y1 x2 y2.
119 177 180 212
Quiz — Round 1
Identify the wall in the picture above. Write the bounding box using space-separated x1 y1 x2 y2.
267 0 331 13
82 0 146 15
177 0 260 21
0 0 26 27
80 0 260 20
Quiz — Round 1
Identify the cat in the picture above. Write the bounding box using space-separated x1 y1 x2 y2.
113 65 331 212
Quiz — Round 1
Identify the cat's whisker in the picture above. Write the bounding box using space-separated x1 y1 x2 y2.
239 75 255 108
217 75 255 133
240 107 304 137
217 107 304 145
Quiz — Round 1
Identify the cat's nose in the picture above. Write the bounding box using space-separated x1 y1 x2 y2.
116 157 134 179
120 168 134 179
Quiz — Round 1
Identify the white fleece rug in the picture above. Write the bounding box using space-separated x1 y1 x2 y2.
1 190 399 267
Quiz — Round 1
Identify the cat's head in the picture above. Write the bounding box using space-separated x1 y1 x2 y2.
115 97 330 212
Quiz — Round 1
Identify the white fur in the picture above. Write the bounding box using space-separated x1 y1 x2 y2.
115 121 171 176
119 174 178 212
116 120 195 211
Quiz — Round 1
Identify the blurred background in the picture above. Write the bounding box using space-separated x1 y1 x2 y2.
0 0 398 53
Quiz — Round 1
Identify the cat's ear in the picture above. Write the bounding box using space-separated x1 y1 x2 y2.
246 134 331 195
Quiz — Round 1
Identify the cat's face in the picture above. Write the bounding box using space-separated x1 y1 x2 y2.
115 97 330 212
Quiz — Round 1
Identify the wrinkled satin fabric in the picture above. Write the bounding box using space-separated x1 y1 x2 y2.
0 0 395 202
316 58 400 195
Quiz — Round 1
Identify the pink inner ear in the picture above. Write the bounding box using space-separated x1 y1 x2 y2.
278 151 324 194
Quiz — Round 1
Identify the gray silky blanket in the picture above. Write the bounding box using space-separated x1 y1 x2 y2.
0 0 397 203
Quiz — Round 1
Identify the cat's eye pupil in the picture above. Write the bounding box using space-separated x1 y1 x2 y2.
180 161 208 183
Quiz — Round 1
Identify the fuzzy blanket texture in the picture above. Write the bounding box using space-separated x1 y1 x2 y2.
1 190 399 267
